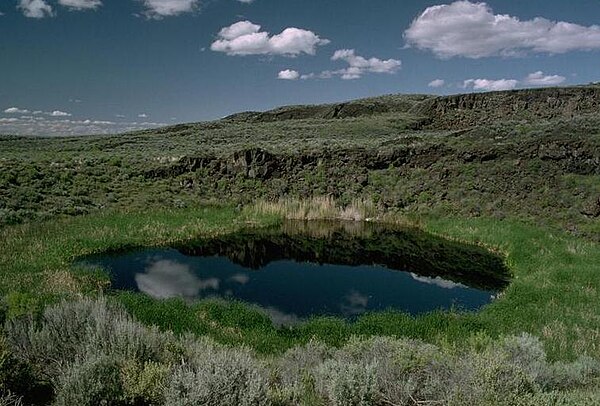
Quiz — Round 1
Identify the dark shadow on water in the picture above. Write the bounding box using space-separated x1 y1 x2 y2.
78 220 510 324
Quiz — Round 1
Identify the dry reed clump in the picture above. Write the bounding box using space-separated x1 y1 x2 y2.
1 298 600 405
249 196 379 222
249 196 421 230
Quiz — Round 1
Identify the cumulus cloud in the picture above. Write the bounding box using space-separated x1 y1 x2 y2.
330 49 401 79
6 108 75 117
463 78 518 91
524 71 566 86
211 20 329 56
58 0 102 10
237 0 254 3
277 69 300 80
50 110 71 117
138 113 148 118
4 107 30 114
17 0 53 18
139 0 199 18
428 79 445 88
0 115 166 136
297 49 401 81
405 1 600 58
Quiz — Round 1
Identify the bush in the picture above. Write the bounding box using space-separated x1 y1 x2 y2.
164 337 269 406
339 336 451 403
272 340 332 403
315 359 378 406
4 297 172 382
121 359 169 405
53 354 124 406
0 335 51 405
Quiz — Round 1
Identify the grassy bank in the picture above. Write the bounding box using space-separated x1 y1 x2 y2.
1 203 599 361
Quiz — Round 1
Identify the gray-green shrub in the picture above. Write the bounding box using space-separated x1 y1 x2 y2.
5 297 172 382
2 298 600 405
315 359 378 406
164 336 269 406
53 354 124 406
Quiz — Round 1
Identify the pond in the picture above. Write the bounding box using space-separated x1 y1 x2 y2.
78 221 510 324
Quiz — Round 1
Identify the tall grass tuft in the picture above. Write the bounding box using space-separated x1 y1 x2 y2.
249 196 379 222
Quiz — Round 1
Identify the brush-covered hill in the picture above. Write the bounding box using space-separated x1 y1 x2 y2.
221 85 600 128
1 86 599 238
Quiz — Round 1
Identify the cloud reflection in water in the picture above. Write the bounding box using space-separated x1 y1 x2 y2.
135 259 220 300
410 273 466 290
340 290 370 316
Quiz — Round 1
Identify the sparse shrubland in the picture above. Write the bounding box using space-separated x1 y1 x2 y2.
1 298 599 405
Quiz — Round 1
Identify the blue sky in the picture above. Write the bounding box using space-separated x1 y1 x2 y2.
2 0 600 135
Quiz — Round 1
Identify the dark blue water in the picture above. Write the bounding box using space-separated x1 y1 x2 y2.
79 221 507 323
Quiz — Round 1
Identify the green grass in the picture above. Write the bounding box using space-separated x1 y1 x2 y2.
1 205 598 361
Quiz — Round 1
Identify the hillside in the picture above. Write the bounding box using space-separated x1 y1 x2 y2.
1 86 599 239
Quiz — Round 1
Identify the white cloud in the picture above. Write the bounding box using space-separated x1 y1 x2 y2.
0 115 166 136
428 79 445 88
298 50 401 81
211 20 329 56
50 110 71 117
237 0 254 3
217 20 261 40
139 0 199 18
138 113 148 118
4 107 30 114
58 0 102 10
331 49 401 80
18 0 53 18
524 71 566 86
277 69 300 80
7 108 75 117
405 1 600 59
463 78 518 91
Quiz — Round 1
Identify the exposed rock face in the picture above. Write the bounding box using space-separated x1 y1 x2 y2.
411 87 600 129
583 197 600 217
